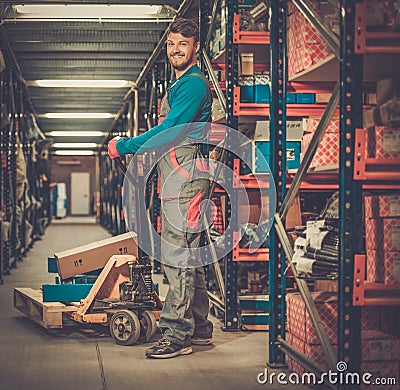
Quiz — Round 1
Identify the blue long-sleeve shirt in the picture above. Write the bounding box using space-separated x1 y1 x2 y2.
116 65 212 155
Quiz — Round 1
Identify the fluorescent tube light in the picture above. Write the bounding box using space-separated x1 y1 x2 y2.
55 150 95 156
48 131 105 137
53 143 98 148
13 5 166 19
31 80 132 88
41 113 115 119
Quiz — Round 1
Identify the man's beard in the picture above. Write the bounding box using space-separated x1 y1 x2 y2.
169 52 196 71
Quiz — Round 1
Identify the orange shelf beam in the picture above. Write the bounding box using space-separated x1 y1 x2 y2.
233 232 269 262
354 129 400 182
233 14 270 45
233 87 339 117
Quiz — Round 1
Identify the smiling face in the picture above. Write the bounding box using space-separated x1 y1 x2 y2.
166 32 199 77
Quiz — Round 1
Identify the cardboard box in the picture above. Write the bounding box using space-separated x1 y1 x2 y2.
383 218 400 252
306 118 339 134
288 9 324 49
287 292 381 345
254 120 305 142
384 251 400 284
366 250 385 283
314 279 338 292
365 218 400 252
288 43 332 76
315 93 331 104
55 232 138 280
363 107 383 128
368 126 400 159
287 330 400 374
301 133 339 168
240 52 254 76
380 99 400 127
365 194 400 218
366 249 400 284
377 75 400 105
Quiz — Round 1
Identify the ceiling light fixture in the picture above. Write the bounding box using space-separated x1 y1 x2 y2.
48 131 106 137
55 150 95 156
13 5 168 19
53 143 98 148
41 113 115 119
30 80 133 88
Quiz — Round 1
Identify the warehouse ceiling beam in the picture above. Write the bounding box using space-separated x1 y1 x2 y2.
0 25 45 139
0 0 182 4
3 21 168 31
10 42 157 52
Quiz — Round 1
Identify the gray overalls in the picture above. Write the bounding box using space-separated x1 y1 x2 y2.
157 73 213 345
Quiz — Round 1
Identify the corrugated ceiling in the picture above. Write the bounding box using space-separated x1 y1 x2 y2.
0 1 198 150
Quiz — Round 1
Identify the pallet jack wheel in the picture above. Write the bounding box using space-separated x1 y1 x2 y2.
110 310 141 346
138 310 158 343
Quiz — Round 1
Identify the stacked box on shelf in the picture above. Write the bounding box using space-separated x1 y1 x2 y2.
287 5 332 77
254 120 305 171
364 193 400 284
286 292 400 389
239 294 269 329
301 118 339 168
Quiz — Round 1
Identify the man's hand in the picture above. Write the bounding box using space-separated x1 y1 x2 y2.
108 136 120 159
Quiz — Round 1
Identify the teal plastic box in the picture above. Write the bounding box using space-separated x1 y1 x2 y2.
296 93 316 104
287 93 297 103
42 284 93 302
254 84 270 103
241 312 270 325
239 295 270 311
47 257 59 273
255 141 301 171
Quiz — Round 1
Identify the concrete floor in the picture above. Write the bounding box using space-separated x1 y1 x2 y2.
0 219 305 390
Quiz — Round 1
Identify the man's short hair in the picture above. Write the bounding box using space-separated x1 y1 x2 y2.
168 18 199 43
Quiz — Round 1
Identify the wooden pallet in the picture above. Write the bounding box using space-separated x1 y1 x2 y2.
14 288 78 329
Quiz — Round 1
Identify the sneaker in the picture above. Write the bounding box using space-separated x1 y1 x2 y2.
145 338 192 359
191 336 213 346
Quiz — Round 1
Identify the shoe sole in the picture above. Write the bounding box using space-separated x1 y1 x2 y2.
146 346 193 359
191 338 213 346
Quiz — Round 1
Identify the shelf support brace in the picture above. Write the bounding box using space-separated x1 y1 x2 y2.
202 48 226 113
279 82 340 220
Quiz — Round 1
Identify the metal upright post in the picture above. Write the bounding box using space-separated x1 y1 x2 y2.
199 0 210 73
268 0 287 367
223 0 239 331
339 0 362 379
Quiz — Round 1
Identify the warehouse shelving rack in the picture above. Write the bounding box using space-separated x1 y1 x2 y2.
0 39 51 285
267 0 400 383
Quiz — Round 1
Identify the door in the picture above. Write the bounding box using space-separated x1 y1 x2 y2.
71 172 90 215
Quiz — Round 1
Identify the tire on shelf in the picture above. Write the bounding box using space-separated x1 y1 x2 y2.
109 310 141 346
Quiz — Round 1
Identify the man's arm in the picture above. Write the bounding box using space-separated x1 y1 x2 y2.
116 77 208 155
